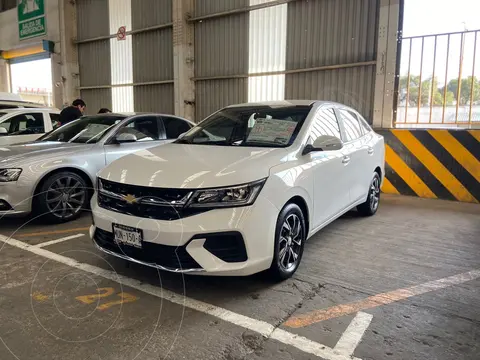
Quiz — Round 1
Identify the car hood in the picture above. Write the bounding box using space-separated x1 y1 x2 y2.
0 142 91 167
99 143 289 188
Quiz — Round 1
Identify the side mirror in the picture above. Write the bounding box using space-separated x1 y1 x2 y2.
0 127 7 135
115 132 137 143
302 135 343 155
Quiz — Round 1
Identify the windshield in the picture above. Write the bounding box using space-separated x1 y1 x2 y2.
176 105 311 148
38 115 126 144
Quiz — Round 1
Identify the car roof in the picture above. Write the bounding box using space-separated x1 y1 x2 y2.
83 112 194 124
0 108 59 113
224 100 343 108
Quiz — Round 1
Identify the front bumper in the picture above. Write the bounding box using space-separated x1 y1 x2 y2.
90 194 279 276
0 182 32 216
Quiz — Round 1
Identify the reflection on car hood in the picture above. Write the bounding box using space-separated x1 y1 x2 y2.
99 143 289 188
0 141 92 166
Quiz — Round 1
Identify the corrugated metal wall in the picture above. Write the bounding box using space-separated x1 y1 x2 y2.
285 0 378 122
77 0 112 113
131 0 174 113
76 0 173 115
76 0 380 122
194 0 249 121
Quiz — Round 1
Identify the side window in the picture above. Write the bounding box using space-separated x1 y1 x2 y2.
50 113 61 129
357 114 372 134
8 113 45 135
309 108 342 142
116 116 160 142
163 117 192 139
339 109 362 142
0 119 11 133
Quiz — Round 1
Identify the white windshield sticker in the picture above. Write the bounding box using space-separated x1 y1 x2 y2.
247 118 298 145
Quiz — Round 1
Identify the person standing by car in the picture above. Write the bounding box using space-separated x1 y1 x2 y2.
98 108 111 114
58 99 86 126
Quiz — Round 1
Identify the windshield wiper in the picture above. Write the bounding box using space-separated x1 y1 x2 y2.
175 138 193 144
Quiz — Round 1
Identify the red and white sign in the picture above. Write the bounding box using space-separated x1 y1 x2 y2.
116 26 127 41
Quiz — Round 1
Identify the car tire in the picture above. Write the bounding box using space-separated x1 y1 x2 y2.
357 172 381 217
35 171 90 223
269 203 306 281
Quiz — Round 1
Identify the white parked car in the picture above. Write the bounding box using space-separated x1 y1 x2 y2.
90 101 385 279
0 108 60 145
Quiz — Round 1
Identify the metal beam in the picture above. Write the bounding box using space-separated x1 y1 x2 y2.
78 80 174 91
75 23 173 44
188 0 300 23
192 61 376 82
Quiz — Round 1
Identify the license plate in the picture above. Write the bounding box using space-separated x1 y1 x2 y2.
112 224 143 248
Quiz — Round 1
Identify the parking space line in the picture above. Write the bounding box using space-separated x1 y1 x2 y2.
16 227 90 238
285 269 480 328
35 234 85 248
334 312 373 356
0 234 359 360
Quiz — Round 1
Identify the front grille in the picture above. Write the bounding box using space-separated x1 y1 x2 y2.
98 179 208 221
200 232 248 263
94 228 202 270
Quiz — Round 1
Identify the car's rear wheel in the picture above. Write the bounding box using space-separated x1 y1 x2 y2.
357 172 381 217
35 171 89 223
269 203 306 280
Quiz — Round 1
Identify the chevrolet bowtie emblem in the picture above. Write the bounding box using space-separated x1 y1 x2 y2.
122 194 138 204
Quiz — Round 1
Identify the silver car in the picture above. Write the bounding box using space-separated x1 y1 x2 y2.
0 113 193 222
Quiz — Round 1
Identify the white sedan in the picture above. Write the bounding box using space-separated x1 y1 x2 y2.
90 100 385 279
0 108 60 145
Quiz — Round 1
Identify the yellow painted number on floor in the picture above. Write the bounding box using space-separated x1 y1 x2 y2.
76 287 139 310
96 292 139 311
76 287 115 304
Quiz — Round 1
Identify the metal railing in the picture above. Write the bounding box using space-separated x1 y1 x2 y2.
395 29 479 128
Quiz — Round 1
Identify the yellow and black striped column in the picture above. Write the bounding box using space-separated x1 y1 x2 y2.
377 130 480 204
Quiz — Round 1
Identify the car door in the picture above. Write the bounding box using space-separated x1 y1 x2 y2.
162 116 193 142
336 108 368 204
104 115 167 164
307 108 350 229
0 112 46 145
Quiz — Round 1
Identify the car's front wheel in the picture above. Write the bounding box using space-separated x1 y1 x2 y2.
269 203 306 280
35 171 90 223
357 172 381 216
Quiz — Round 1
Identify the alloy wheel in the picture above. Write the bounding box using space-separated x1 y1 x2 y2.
370 176 380 212
278 213 303 272
45 176 86 219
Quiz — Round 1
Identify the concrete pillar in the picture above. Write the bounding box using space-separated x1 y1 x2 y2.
173 0 195 121
0 59 9 93
372 0 401 128
54 0 79 108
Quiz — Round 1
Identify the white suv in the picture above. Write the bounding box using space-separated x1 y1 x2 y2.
90 101 385 279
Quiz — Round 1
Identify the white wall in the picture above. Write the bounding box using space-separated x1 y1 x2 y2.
0 0 60 50
0 0 61 101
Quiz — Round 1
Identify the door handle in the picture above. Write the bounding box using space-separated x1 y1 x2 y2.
342 156 351 164
368 147 374 155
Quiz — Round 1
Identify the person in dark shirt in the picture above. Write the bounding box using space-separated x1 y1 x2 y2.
58 99 86 126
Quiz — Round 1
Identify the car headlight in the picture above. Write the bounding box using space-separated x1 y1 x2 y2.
186 179 266 208
0 169 22 182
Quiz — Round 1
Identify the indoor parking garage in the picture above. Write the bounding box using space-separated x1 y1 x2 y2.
0 1 478 360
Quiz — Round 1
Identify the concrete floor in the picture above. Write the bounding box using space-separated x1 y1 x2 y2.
0 194 479 360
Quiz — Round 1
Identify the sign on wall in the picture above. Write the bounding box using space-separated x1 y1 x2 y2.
18 0 46 40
